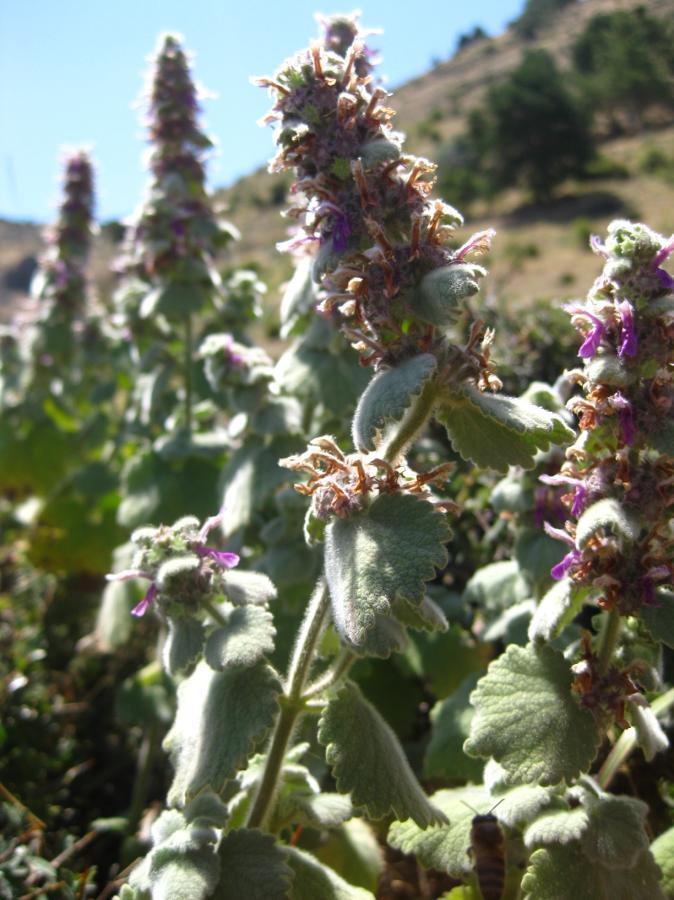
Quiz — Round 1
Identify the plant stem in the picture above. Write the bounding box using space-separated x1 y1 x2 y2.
127 722 160 833
303 648 356 700
201 597 228 627
598 686 674 789
245 579 329 830
597 607 621 675
382 379 437 464
184 313 193 436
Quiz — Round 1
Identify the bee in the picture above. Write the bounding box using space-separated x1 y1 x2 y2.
464 799 506 900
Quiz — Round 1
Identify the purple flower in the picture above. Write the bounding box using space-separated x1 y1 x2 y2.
543 522 581 580
564 304 605 359
317 202 352 253
611 391 635 445
540 473 588 517
652 235 674 290
195 508 240 569
195 546 240 567
616 300 637 357
133 581 158 617
106 567 157 618
550 549 581 581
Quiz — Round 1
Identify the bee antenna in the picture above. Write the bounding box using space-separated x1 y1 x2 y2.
487 798 505 816
460 800 480 816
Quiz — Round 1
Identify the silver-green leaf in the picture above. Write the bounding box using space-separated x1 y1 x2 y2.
213 829 292 900
164 661 281 806
285 846 373 899
439 386 574 472
352 354 437 452
318 680 445 828
324 493 450 647
204 605 275 671
464 643 600 785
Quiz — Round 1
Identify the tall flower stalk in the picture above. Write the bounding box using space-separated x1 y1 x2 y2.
117 33 235 436
29 149 96 384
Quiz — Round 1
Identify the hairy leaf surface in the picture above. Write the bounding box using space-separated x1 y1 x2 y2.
352 353 437 452
324 493 450 646
204 605 275 671
438 386 573 472
285 846 373 899
464 643 600 784
318 681 445 828
164 661 281 805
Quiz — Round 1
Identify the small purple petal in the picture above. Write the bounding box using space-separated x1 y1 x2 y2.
590 234 608 257
651 235 674 269
132 582 158 617
564 304 605 359
616 300 637 357
195 545 240 568
654 267 674 291
612 391 635 445
551 549 581 581
198 510 225 544
106 568 153 583
571 484 589 518
543 522 577 548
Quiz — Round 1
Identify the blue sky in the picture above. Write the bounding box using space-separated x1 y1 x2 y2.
0 1 523 223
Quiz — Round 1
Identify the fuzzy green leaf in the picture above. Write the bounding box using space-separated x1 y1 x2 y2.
293 793 355 829
204 606 275 671
524 806 589 848
352 354 437 452
95 576 139 651
221 437 299 535
413 264 481 326
463 560 530 620
576 498 640 549
583 793 650 869
424 674 483 782
213 829 292 900
387 786 488 876
522 843 664 900
285 846 373 899
315 819 383 893
164 661 281 806
643 589 674 649
464 643 600 785
147 824 219 900
528 578 581 643
221 569 277 606
318 680 445 828
651 826 674 897
164 617 206 677
347 613 409 658
491 784 556 829
393 595 449 633
324 493 450 646
438 386 574 472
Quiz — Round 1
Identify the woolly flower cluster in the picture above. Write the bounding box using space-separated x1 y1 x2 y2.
543 221 673 615
256 13 493 370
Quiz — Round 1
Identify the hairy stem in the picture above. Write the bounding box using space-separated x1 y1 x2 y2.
127 722 160 833
382 379 438 464
245 579 329 830
598 686 674 789
200 597 228 627
303 648 356 700
184 313 193 436
597 608 622 675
